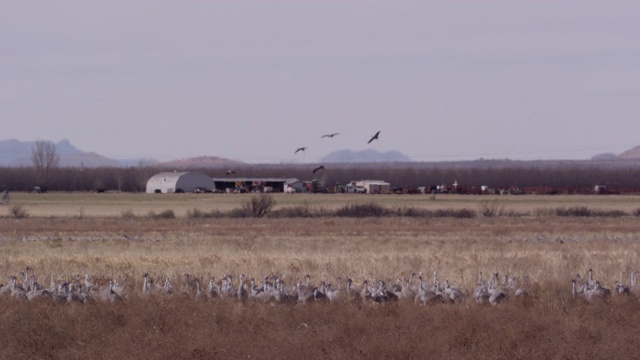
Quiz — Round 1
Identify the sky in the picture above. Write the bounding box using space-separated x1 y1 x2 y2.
1 1 639 163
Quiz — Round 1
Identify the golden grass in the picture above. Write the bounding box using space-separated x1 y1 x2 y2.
2 194 640 359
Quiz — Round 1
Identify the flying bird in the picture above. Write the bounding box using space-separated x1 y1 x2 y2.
321 133 340 138
312 165 325 174
226 170 236 175
295 147 307 154
367 131 380 144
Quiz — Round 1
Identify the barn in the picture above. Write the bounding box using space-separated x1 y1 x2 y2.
212 177 302 193
356 180 391 194
146 172 215 193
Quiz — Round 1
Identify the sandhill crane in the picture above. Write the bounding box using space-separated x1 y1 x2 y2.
108 280 124 303
7 276 27 300
474 283 490 304
504 276 528 297
485 272 507 305
488 288 506 305
0 278 12 297
581 280 610 302
49 274 57 293
397 275 416 299
163 276 173 295
249 277 261 296
84 274 96 293
295 147 306 154
586 268 596 288
194 277 205 299
142 273 153 295
345 278 361 303
113 276 128 296
414 274 443 305
443 279 464 302
208 277 220 299
313 286 328 302
312 165 325 174
407 272 418 293
63 282 82 303
237 274 248 301
21 267 32 292
615 281 631 295
367 131 380 144
181 273 193 294
325 278 342 302
321 133 339 138
391 278 403 295
374 280 399 302
271 277 290 303
296 277 315 304
26 286 52 301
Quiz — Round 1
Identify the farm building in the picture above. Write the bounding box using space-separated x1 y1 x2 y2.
284 179 307 193
352 180 391 194
146 172 215 193
212 178 302 193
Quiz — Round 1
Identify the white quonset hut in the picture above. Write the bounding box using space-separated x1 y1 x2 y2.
146 172 215 193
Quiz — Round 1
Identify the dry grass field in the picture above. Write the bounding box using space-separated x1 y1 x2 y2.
2 193 640 359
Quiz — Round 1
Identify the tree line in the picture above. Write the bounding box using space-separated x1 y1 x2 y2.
1 164 640 193
1 140 639 193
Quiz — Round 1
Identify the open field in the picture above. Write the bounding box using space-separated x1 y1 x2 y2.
2 193 640 358
3 191 640 217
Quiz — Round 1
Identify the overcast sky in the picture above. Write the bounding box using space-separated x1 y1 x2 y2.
2 1 639 163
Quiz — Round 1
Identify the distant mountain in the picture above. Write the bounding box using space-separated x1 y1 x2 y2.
158 156 244 169
321 149 412 163
618 146 640 159
1 139 122 167
591 152 618 161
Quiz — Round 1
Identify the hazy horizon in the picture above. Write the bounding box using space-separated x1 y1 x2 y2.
2 1 639 163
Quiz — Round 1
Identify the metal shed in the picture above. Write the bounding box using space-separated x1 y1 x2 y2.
146 171 215 193
355 180 391 194
212 177 300 193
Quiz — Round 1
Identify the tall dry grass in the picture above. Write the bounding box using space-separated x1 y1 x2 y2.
2 214 640 358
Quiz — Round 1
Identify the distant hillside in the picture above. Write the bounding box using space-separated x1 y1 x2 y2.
158 156 244 169
618 146 640 159
591 152 618 161
0 138 120 167
321 149 412 163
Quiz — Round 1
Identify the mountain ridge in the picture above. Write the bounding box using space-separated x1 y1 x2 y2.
321 149 412 163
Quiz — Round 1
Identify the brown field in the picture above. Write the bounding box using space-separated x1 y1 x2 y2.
2 193 640 359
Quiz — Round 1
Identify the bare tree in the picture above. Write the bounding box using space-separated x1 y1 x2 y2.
31 140 60 189
114 171 125 192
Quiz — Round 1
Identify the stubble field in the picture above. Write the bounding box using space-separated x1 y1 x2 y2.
1 193 640 359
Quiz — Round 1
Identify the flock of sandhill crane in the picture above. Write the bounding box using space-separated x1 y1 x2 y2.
0 267 636 305
295 130 381 174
